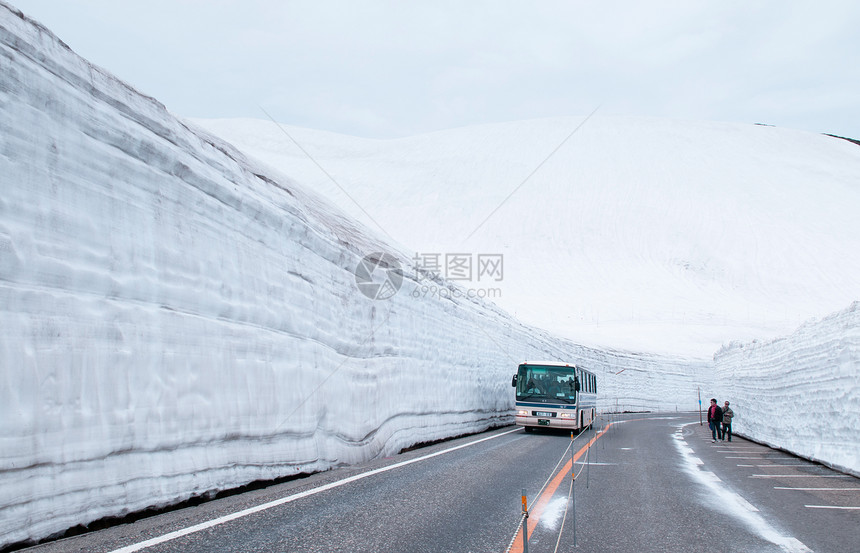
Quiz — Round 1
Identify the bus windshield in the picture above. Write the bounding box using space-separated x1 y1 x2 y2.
516 364 577 403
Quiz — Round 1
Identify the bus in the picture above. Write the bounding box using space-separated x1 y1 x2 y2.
512 361 597 432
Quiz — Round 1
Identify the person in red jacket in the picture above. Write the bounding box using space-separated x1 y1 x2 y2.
707 398 723 442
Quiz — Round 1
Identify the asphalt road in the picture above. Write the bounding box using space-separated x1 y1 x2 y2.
18 414 859 553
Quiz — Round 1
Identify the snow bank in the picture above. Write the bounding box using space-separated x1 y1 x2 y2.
712 302 860 476
4 2 853 548
0 4 701 547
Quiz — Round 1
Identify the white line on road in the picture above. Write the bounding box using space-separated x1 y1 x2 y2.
105 427 521 553
719 450 783 453
753 464 810 467
726 455 784 461
750 474 850 478
775 487 860 491
804 505 860 510
720 450 790 459
726 456 772 459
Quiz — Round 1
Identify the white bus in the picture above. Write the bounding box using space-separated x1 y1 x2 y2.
511 361 597 432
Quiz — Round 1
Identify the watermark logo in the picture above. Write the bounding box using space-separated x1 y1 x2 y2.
411 283 502 300
412 252 504 282
356 251 504 301
355 252 404 300
412 251 504 300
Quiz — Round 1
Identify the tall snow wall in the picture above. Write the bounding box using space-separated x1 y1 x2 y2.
0 3 703 547
712 302 860 476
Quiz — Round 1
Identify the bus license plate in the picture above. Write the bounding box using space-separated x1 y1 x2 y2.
535 412 553 417
538 419 550 426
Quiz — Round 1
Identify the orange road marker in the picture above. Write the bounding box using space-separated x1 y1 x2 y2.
509 423 611 553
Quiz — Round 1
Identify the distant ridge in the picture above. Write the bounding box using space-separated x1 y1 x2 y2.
825 133 860 147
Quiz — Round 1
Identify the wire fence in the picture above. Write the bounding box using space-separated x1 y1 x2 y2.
505 415 612 552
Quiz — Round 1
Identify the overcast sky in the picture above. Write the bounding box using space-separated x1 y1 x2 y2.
11 0 860 139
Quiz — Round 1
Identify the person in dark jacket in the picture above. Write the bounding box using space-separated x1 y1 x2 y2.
722 401 735 442
707 398 723 442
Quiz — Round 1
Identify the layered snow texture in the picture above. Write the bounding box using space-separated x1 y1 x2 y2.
1 2 857 548
713 302 860 477
0 4 704 547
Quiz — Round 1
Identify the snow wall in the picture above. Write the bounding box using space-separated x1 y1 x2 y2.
712 302 860 477
0 4 703 547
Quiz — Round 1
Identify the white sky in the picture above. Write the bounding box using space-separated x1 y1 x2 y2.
10 0 860 140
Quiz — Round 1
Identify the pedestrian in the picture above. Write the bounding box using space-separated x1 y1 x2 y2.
722 401 734 442
707 398 723 442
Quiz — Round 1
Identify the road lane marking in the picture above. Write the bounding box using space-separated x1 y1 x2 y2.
720 452 783 455
509 424 611 553
776 487 860 491
750 474 850 479
726 456 785 459
725 456 767 459
804 505 860 510
105 427 522 553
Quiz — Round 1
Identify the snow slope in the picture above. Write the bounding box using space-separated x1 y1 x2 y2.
193 115 860 358
712 302 860 477
0 3 703 547
2 1 857 548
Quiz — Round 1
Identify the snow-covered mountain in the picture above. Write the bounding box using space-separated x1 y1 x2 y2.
0 2 702 547
1 1 858 548
193 115 860 358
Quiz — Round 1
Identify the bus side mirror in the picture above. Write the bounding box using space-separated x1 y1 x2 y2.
511 375 518 387
574 377 580 392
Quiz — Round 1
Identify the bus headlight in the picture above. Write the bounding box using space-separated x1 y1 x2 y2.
517 410 529 416
558 412 572 419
